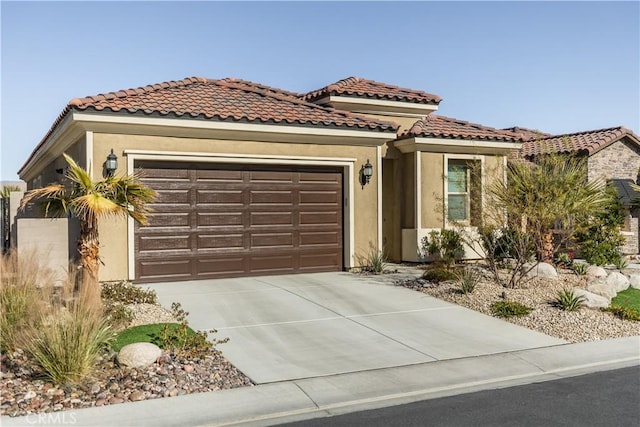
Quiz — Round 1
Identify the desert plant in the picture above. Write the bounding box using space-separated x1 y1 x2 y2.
457 267 480 294
356 244 388 274
20 154 156 290
101 280 157 305
603 305 640 321
490 300 532 318
614 257 628 270
554 252 574 269
422 228 464 268
554 288 585 311
422 266 459 284
572 262 589 276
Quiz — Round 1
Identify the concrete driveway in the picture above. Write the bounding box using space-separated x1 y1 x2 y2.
147 272 565 384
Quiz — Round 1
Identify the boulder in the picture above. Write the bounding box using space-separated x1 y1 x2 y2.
524 262 558 278
586 283 617 299
630 274 640 290
605 272 630 292
572 288 610 309
117 343 162 368
586 266 608 281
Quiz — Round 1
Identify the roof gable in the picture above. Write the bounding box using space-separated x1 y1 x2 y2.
399 115 523 142
302 77 442 105
520 126 640 158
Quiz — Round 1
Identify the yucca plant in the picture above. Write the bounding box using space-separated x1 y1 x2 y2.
457 267 480 294
357 245 388 274
20 154 156 290
572 262 589 276
555 288 585 311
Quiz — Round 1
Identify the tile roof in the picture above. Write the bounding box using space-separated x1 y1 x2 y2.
302 77 442 105
520 126 640 158
398 115 523 142
502 126 552 140
20 76 400 176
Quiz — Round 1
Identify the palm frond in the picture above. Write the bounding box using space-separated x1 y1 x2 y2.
63 154 93 191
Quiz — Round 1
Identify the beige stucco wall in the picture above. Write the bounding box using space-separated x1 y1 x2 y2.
31 135 87 188
420 152 444 228
92 132 381 281
401 153 415 229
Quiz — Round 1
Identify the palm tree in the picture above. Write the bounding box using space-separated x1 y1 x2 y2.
20 154 156 289
491 154 608 263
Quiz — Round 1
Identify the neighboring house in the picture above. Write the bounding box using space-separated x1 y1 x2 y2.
519 126 640 254
17 76 522 282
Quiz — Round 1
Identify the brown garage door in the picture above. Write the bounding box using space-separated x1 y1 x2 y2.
134 162 343 283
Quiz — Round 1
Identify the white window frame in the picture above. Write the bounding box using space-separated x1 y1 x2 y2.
443 154 484 228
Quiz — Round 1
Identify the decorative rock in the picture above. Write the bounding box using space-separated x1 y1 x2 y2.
23 391 36 400
524 262 558 278
129 390 145 401
183 365 194 373
586 283 617 299
630 274 640 290
586 266 608 281
117 343 162 369
605 272 630 292
572 288 610 308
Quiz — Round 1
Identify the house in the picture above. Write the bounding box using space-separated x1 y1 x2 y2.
519 126 640 254
18 76 524 283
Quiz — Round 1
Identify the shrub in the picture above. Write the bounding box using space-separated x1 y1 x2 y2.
356 245 388 274
101 280 157 304
150 302 227 358
572 262 589 276
554 289 585 311
457 267 480 294
422 229 464 268
422 266 459 284
490 300 532 318
603 305 640 321
103 302 134 329
554 252 574 269
614 257 628 270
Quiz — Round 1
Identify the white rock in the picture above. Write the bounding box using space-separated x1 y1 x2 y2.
524 262 558 278
630 274 640 290
572 288 610 309
605 272 630 292
117 342 162 368
586 283 617 299
586 266 608 281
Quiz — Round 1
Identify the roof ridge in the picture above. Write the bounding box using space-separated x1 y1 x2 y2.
68 76 208 107
532 125 625 141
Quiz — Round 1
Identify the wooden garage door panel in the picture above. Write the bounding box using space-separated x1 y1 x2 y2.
135 162 343 282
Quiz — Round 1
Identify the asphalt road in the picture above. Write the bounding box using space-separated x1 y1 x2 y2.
280 366 640 427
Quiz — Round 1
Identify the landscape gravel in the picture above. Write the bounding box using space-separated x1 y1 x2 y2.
398 269 640 343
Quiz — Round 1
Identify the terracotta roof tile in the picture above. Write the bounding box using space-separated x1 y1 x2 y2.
19 76 399 176
520 126 640 158
502 126 552 140
302 76 442 105
67 76 396 131
398 115 523 142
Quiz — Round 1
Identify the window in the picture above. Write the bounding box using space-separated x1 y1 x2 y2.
447 160 469 222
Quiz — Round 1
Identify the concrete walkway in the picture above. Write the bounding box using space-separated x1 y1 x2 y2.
145 271 564 383
2 270 638 426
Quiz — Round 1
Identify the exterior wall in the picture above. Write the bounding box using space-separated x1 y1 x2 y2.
588 138 640 182
401 152 415 228
27 135 87 189
93 132 381 281
420 152 444 228
621 209 639 255
16 218 73 284
382 159 402 261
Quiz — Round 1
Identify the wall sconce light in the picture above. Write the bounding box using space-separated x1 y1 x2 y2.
105 149 118 177
360 159 374 186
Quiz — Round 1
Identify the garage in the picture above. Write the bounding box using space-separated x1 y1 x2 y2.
134 161 344 283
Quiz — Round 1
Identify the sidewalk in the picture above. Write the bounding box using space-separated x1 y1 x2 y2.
3 336 638 427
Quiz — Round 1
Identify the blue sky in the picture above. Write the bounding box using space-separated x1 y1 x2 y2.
1 1 639 181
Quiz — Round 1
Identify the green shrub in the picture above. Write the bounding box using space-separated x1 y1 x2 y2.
614 257 628 270
457 267 480 294
422 267 459 284
572 262 589 276
101 280 157 305
356 245 388 274
554 252 574 268
554 288 585 311
603 305 640 321
490 300 532 318
422 229 464 267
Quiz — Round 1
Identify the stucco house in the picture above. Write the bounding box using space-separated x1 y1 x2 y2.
18 76 523 283
519 126 640 254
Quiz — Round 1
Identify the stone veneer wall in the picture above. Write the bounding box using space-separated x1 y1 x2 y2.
587 137 640 182
621 210 640 255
